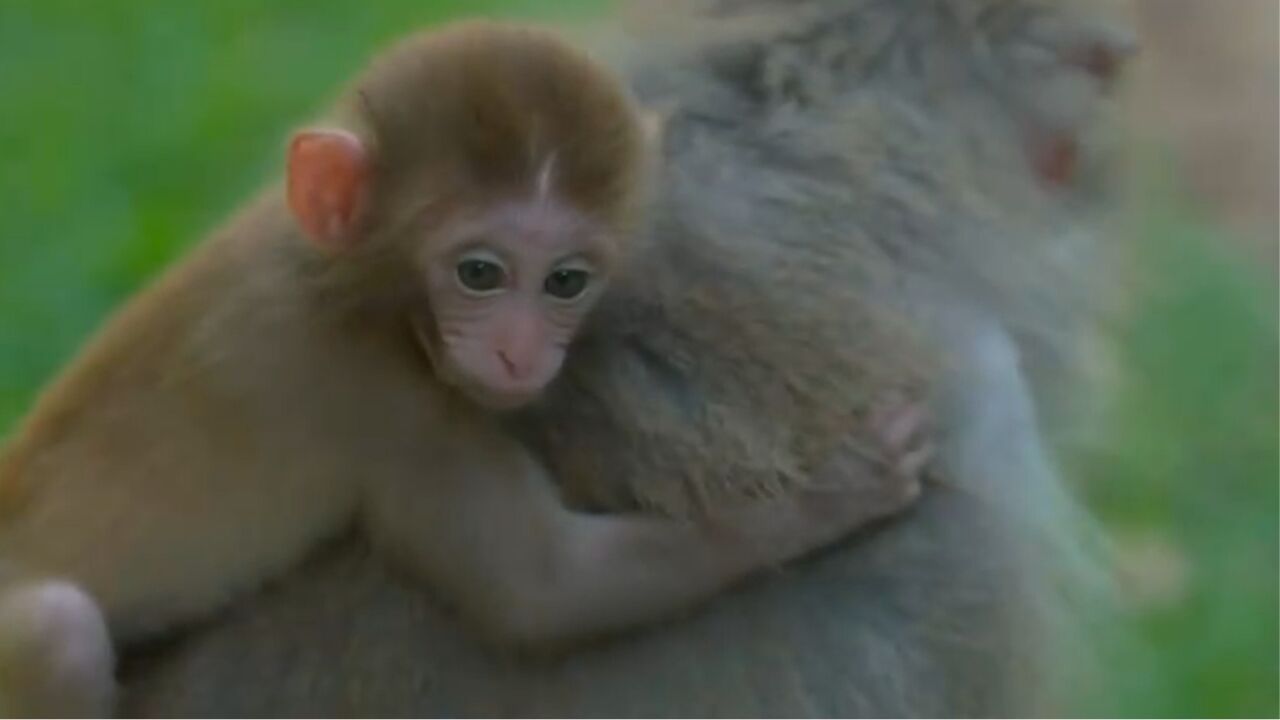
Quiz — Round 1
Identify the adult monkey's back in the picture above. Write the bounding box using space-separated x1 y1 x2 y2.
123 0 1135 715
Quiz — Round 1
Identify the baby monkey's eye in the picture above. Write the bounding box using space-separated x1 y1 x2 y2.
544 268 590 300
456 258 505 294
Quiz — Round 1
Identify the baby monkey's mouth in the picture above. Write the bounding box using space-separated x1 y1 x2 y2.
407 312 541 412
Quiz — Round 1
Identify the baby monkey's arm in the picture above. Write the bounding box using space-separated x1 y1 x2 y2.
366 395 931 648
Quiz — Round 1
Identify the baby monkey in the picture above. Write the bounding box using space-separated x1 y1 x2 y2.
0 21 927 716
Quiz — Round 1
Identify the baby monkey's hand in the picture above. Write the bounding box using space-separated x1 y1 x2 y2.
706 393 935 570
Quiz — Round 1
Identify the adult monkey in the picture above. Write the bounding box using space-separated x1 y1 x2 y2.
123 0 1135 716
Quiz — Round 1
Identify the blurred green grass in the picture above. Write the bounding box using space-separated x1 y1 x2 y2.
1078 174 1279 716
0 2 1275 716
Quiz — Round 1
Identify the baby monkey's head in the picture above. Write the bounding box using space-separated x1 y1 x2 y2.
285 20 650 410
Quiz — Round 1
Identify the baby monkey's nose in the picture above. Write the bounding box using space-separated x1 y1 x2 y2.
498 350 530 380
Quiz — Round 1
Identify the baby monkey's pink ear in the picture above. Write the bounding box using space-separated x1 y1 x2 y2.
286 129 371 252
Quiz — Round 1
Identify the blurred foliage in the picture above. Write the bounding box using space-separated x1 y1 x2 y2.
0 1 1275 717
1076 161 1279 717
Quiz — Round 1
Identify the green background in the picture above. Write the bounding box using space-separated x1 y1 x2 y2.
0 2 1275 716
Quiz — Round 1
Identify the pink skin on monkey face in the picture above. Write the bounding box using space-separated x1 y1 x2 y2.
417 197 612 411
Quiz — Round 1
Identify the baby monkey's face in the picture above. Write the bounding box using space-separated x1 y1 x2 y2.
415 196 616 411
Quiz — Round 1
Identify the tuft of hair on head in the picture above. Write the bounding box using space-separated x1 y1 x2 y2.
335 20 651 244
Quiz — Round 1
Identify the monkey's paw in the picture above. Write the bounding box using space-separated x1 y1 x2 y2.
808 393 936 520
865 392 935 491
0 580 115 717
702 394 935 569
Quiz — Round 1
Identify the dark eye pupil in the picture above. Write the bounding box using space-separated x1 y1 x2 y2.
544 269 588 299
457 260 503 292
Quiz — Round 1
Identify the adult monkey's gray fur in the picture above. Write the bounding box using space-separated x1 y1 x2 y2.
122 0 1134 715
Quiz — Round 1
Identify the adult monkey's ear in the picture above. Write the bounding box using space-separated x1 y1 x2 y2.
286 129 371 253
